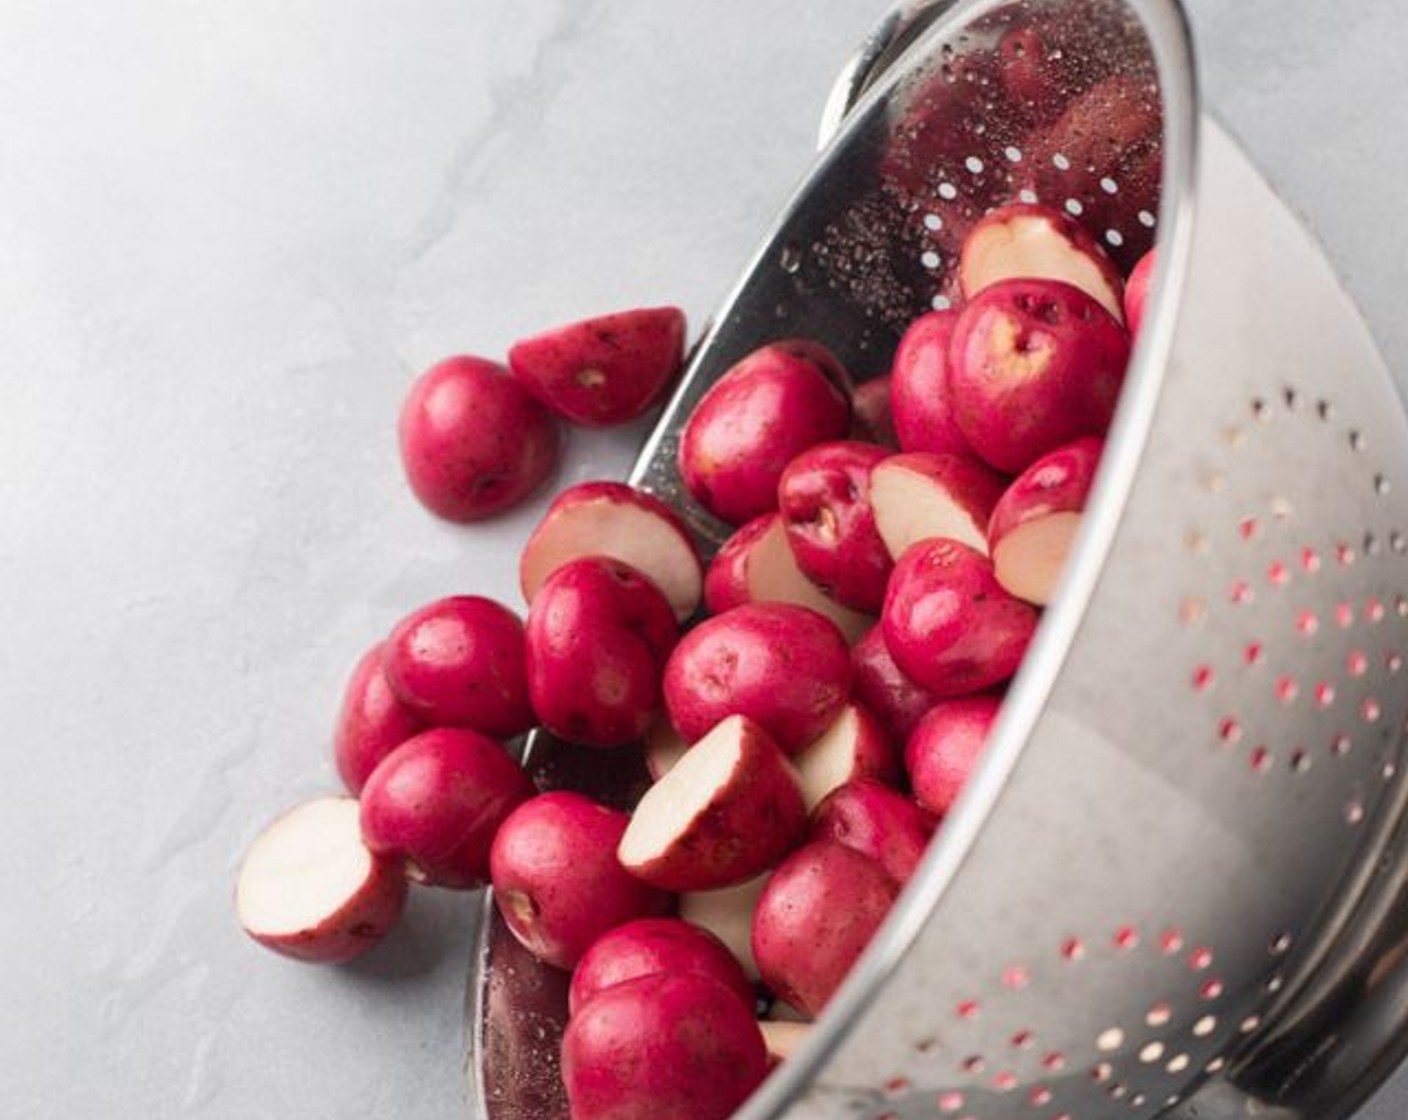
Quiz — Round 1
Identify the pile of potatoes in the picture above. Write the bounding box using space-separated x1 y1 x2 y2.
234 197 1156 1120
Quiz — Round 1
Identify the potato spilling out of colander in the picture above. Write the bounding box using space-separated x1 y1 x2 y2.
467 2 1408 1118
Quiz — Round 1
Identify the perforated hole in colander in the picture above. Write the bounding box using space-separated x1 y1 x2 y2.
1183 385 1406 808
864 922 1268 1120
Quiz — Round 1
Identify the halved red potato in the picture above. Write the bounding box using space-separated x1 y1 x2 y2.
519 481 703 622
743 515 874 645
508 306 686 427
870 451 1007 561
988 436 1103 605
618 715 807 892
236 797 407 964
958 202 1126 323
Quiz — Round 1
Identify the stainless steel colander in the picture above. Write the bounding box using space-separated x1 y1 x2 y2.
467 2 1408 1118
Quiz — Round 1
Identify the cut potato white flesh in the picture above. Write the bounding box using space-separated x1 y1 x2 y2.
520 484 703 621
619 714 807 892
745 518 871 644
991 511 1082 605
679 876 768 981
870 455 999 560
236 797 405 963
960 205 1125 324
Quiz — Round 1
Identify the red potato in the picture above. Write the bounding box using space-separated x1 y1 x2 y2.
850 625 941 744
777 440 893 613
662 603 852 753
678 341 851 525
808 778 938 887
958 202 1126 323
948 277 1131 474
236 797 407 964
989 436 1104 605
751 839 898 1017
525 557 678 748
882 538 1039 697
562 972 769 1120
1124 247 1156 338
643 713 689 781
568 917 755 1016
889 310 969 457
743 515 873 644
508 306 686 428
792 702 899 811
332 642 427 794
906 693 1003 817
870 451 1007 561
679 875 768 981
398 355 560 522
520 481 703 623
618 714 807 892
359 727 535 889
382 596 533 738
850 376 898 448
491 792 672 971
704 513 774 616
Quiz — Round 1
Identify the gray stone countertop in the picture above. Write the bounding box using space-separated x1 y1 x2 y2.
0 2 1402 1117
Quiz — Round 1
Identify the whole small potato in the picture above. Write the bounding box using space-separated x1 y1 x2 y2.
808 777 938 886
333 641 427 794
562 972 768 1120
568 917 755 1016
751 839 898 1017
889 310 969 457
359 727 535 889
948 278 1130 474
905 692 1003 816
490 792 671 971
383 595 533 738
850 376 898 449
678 341 851 525
525 557 678 748
882 538 1038 697
663 602 851 753
398 355 560 522
850 624 941 744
